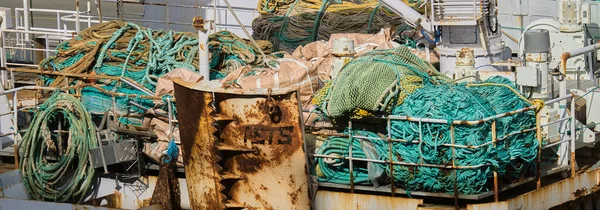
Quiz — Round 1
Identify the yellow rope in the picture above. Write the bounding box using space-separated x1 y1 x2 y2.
466 83 545 112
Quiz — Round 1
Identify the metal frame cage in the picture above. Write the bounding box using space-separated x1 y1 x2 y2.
306 94 577 202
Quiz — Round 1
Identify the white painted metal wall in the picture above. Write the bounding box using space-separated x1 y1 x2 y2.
499 0 600 51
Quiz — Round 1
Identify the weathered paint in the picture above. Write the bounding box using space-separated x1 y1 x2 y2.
0 197 162 210
468 167 600 210
1 169 191 209
314 190 423 210
173 79 310 209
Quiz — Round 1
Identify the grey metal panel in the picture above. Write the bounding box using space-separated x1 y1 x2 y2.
89 140 137 169
0 169 28 199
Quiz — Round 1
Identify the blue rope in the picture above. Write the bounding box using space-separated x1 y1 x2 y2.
163 139 179 164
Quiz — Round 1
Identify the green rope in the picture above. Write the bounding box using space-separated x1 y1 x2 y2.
19 92 99 203
315 76 539 195
366 3 382 33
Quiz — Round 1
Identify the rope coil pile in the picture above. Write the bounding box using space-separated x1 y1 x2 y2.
19 92 98 202
39 21 275 120
252 0 405 52
313 46 539 195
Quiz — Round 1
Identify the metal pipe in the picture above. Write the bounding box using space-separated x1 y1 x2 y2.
95 0 103 23
167 98 173 140
23 0 30 41
0 31 6 88
451 125 458 209
387 105 537 125
536 110 542 189
540 117 570 128
76 0 80 32
315 127 536 149
542 138 572 149
386 118 395 196
545 94 573 104
348 120 354 193
100 0 256 12
378 0 433 33
119 77 154 95
492 121 499 202
195 17 210 80
95 126 109 173
313 154 492 169
570 96 576 177
12 91 18 169
60 15 247 29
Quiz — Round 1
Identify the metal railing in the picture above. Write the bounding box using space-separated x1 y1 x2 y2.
0 67 180 165
430 0 482 25
14 8 82 34
311 94 577 201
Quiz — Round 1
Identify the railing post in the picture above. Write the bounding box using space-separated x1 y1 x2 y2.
348 120 354 193
536 106 542 189
492 121 499 202
570 94 576 177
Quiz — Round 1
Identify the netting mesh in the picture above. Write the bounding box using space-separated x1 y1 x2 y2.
319 46 449 118
315 77 539 195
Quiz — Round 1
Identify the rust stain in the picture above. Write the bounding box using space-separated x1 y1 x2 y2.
573 188 589 198
173 83 223 209
192 16 204 30
175 81 308 209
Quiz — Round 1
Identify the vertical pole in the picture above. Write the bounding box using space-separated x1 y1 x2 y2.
570 94 576 177
118 0 123 21
0 32 6 88
56 12 61 32
492 121 499 202
536 108 542 189
167 98 173 140
451 125 459 208
23 0 30 41
13 91 18 169
165 0 170 30
95 0 103 23
194 17 210 80
45 34 49 59
387 117 395 196
76 0 81 32
348 120 354 193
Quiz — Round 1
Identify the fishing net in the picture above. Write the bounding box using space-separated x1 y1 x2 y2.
315 46 449 118
39 21 279 122
252 0 406 52
315 76 540 195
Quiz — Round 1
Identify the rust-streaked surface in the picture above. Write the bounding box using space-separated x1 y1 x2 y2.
173 79 309 210
314 190 423 210
468 167 600 210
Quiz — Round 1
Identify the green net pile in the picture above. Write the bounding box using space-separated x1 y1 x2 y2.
252 0 404 52
39 21 277 123
315 46 449 118
315 76 539 195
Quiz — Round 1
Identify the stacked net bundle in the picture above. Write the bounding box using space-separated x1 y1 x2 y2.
314 46 449 118
39 21 278 121
252 0 406 52
208 31 281 79
315 77 539 195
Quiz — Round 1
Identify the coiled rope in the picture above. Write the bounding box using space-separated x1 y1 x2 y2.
39 21 278 122
315 76 540 195
19 92 98 203
252 0 404 52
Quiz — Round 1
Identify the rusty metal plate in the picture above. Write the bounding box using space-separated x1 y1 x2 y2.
314 190 422 210
173 79 310 210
